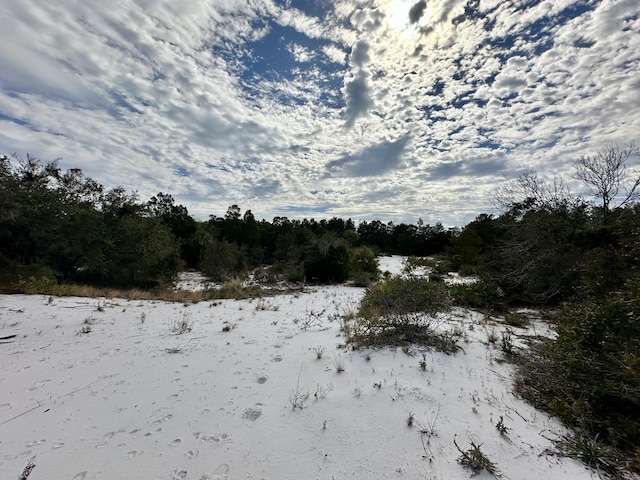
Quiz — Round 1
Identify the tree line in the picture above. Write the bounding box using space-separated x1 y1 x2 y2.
0 153 453 290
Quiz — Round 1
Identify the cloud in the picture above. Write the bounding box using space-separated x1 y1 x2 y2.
409 1 427 24
0 0 639 226
325 135 410 177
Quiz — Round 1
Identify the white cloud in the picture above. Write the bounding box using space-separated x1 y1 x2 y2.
0 0 638 225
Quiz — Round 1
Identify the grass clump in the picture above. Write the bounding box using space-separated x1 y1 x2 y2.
347 276 460 353
205 277 265 300
563 432 619 476
170 312 193 334
454 439 498 477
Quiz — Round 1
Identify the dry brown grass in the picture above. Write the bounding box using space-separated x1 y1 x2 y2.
12 280 271 303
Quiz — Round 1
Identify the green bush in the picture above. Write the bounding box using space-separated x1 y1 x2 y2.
348 276 458 352
514 282 640 473
18 273 58 295
360 276 450 318
346 246 378 286
449 278 506 312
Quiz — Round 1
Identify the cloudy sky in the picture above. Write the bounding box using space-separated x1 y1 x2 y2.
1 0 639 225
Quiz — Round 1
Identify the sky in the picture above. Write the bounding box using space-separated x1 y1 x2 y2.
1 0 639 226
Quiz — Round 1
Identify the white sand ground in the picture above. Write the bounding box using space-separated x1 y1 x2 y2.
0 257 594 479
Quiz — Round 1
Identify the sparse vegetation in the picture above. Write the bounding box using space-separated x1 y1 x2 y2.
563 432 619 476
79 325 92 334
347 276 460 353
419 354 427 371
499 329 514 356
495 416 509 436
333 354 345 373
170 312 193 334
454 439 498 477
407 412 415 427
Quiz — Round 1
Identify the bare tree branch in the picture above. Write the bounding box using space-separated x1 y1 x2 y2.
574 142 640 224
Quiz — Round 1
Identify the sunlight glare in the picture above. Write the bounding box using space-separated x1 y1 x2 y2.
386 0 432 31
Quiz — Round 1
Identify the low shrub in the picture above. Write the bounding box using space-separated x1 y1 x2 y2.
205 278 265 300
347 276 459 352
359 276 451 319
514 281 640 474
449 278 506 312
454 439 497 476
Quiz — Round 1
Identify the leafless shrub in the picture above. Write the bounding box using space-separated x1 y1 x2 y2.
170 312 193 334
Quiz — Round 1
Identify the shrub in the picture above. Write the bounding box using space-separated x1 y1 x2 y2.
514 282 640 472
449 278 506 312
454 439 497 476
359 276 451 319
205 278 264 300
348 276 459 352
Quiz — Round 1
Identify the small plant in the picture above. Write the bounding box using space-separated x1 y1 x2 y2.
79 325 92 334
365 353 371 362
495 416 509 436
96 302 105 312
83 316 97 325
300 308 326 330
313 346 324 359
289 384 310 410
18 457 36 480
170 312 193 335
565 432 618 476
503 311 528 328
255 298 279 311
313 383 334 399
500 329 514 355
454 439 497 476
333 354 345 373
140 312 146 324
222 323 231 332
419 354 427 371
419 407 440 438
486 328 498 344
373 381 382 389
407 412 415 427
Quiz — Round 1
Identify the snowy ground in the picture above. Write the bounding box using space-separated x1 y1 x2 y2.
0 258 593 480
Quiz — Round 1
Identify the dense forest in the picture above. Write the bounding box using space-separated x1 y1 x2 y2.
2 147 640 473
0 153 452 290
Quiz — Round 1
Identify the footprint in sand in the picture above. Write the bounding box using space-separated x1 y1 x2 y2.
185 449 199 459
126 449 143 458
152 414 173 426
52 442 64 450
241 405 262 421
272 355 283 362
256 376 268 384
25 439 46 447
27 379 51 391
72 472 87 480
171 438 183 446
200 463 230 480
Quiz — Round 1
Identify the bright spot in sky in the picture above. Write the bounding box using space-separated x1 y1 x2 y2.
386 0 431 31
